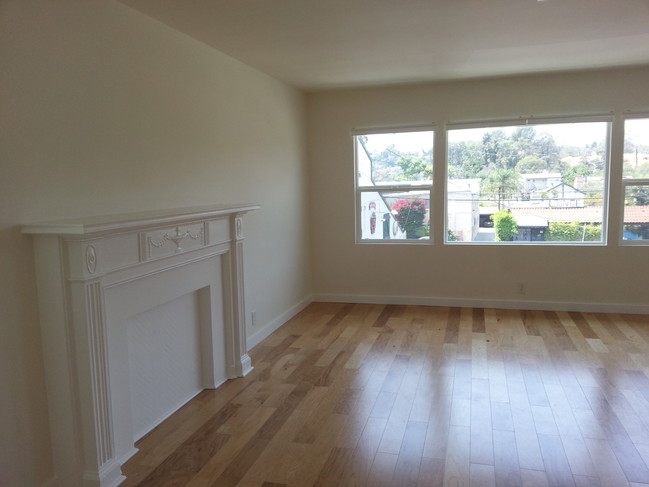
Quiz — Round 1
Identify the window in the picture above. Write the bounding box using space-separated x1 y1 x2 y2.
446 119 610 244
354 128 434 241
622 117 649 243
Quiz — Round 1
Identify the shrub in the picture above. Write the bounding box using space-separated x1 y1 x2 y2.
545 222 601 241
392 199 426 239
491 210 518 241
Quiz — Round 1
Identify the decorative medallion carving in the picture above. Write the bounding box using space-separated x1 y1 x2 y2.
86 244 97 274
235 217 243 239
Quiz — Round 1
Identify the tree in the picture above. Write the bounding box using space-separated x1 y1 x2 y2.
626 185 649 206
395 156 432 181
533 132 560 170
482 169 521 209
448 140 482 178
391 199 426 239
491 210 518 241
516 155 546 173
563 163 593 186
483 130 517 170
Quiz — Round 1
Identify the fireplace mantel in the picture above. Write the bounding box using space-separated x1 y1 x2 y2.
24 204 259 487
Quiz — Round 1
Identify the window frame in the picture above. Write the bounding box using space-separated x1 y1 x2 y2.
353 125 435 244
620 115 649 246
443 115 613 246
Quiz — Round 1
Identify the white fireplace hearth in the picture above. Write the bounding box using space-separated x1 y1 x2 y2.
23 204 258 487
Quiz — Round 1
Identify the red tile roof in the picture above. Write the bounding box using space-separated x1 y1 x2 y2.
624 206 649 223
509 206 649 224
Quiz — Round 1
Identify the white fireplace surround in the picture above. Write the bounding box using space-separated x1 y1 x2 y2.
23 204 259 487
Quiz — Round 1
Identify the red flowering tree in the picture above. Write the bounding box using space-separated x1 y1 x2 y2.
391 199 427 239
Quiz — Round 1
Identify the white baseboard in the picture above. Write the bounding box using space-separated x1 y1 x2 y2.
312 293 649 315
247 294 314 349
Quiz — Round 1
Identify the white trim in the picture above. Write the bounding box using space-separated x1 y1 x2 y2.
445 118 612 245
446 113 614 130
313 293 649 315
619 115 649 245
22 204 260 236
351 124 435 136
357 184 432 192
623 110 649 120
247 294 313 349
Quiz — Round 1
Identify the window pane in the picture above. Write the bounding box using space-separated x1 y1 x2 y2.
623 183 649 241
356 131 433 186
447 122 608 243
359 191 429 240
624 119 649 179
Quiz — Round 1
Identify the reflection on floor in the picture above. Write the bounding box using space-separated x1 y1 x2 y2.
121 302 649 487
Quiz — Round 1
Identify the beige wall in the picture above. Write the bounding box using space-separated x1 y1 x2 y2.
307 67 649 311
0 1 310 485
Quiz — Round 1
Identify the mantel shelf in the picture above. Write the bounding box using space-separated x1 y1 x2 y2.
22 203 260 236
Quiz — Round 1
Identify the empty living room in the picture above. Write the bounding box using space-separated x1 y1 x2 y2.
2 1 649 487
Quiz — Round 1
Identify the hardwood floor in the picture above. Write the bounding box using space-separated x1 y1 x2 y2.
121 303 649 487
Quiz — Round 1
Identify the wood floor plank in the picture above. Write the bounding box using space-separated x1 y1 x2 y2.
311 446 356 487
391 420 428 487
119 302 649 487
537 433 577 487
367 452 399 487
492 428 522 487
443 425 471 487
470 378 494 466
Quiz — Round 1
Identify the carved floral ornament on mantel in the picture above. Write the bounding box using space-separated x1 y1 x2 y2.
148 225 205 254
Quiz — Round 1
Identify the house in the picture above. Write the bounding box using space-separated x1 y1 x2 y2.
3 2 649 486
447 179 481 241
527 182 586 207
520 172 563 193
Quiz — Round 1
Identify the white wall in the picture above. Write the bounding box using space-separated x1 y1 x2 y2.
307 67 649 311
0 1 310 485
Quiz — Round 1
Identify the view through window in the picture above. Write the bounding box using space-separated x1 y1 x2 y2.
446 121 609 243
622 118 649 242
355 129 434 241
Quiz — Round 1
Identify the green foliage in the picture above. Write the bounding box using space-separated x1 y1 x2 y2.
360 135 433 184
448 140 483 178
415 225 430 239
563 163 593 186
482 130 518 170
623 161 649 179
491 210 518 241
447 229 459 241
482 169 521 209
545 223 601 241
516 155 546 173
625 185 649 206
396 156 432 181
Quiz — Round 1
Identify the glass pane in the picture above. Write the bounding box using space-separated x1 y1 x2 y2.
623 183 649 241
447 122 608 243
624 119 649 179
356 131 433 186
360 191 430 240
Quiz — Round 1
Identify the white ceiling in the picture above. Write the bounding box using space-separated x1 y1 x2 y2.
118 0 649 91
